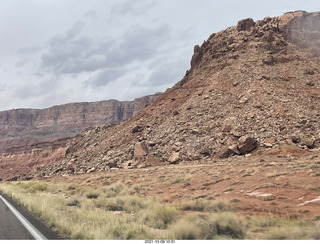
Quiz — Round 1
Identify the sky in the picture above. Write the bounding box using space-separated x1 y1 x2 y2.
0 0 319 110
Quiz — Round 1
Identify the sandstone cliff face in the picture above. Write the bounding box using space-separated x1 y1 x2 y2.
0 94 160 154
2 11 320 181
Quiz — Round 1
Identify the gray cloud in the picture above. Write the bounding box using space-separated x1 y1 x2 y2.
14 78 57 99
52 21 85 44
17 46 42 55
40 22 171 84
108 25 171 65
111 0 156 16
85 68 125 88
147 63 184 86
41 37 93 74
83 10 97 19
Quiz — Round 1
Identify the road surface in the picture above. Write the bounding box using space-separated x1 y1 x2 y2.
0 192 63 240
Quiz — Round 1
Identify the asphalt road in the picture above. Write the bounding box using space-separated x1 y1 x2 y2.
0 192 64 240
0 196 34 240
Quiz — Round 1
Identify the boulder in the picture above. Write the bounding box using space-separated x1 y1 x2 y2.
237 18 255 31
264 137 275 147
301 138 319 149
168 152 180 164
291 136 301 144
220 145 240 158
132 125 143 133
134 142 148 158
145 158 163 167
86 167 95 173
237 136 258 154
221 124 232 132
199 148 212 157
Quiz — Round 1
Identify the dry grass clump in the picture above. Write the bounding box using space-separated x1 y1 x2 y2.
170 212 245 240
199 213 245 239
179 199 234 212
86 191 100 199
18 181 48 193
144 206 180 229
246 216 319 240
311 222 320 240
169 177 190 185
170 219 202 240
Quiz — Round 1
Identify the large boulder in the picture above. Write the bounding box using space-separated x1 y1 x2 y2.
220 144 240 158
237 18 255 31
134 142 148 158
237 136 258 154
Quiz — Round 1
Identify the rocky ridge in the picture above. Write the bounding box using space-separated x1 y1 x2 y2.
2 11 320 180
0 93 160 154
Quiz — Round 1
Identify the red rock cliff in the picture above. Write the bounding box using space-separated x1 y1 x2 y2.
0 94 160 154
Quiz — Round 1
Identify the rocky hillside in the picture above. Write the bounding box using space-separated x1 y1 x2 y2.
1 11 320 181
0 94 160 154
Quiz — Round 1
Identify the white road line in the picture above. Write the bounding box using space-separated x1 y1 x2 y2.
0 195 47 240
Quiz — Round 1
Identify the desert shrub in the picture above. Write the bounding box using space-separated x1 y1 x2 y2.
267 226 308 240
29 182 48 192
102 180 111 186
200 213 245 239
67 185 76 190
68 186 89 196
179 200 234 212
94 196 124 211
106 198 125 211
171 220 201 240
311 222 320 240
111 225 151 240
122 195 149 213
66 198 80 207
17 181 47 192
18 181 34 189
170 177 190 185
125 227 151 240
145 206 180 229
72 231 87 240
86 191 100 199
104 183 124 197
180 200 208 211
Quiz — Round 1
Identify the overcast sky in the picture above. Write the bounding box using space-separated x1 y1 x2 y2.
0 0 319 110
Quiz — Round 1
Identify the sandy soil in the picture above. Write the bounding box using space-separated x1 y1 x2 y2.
51 148 320 221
